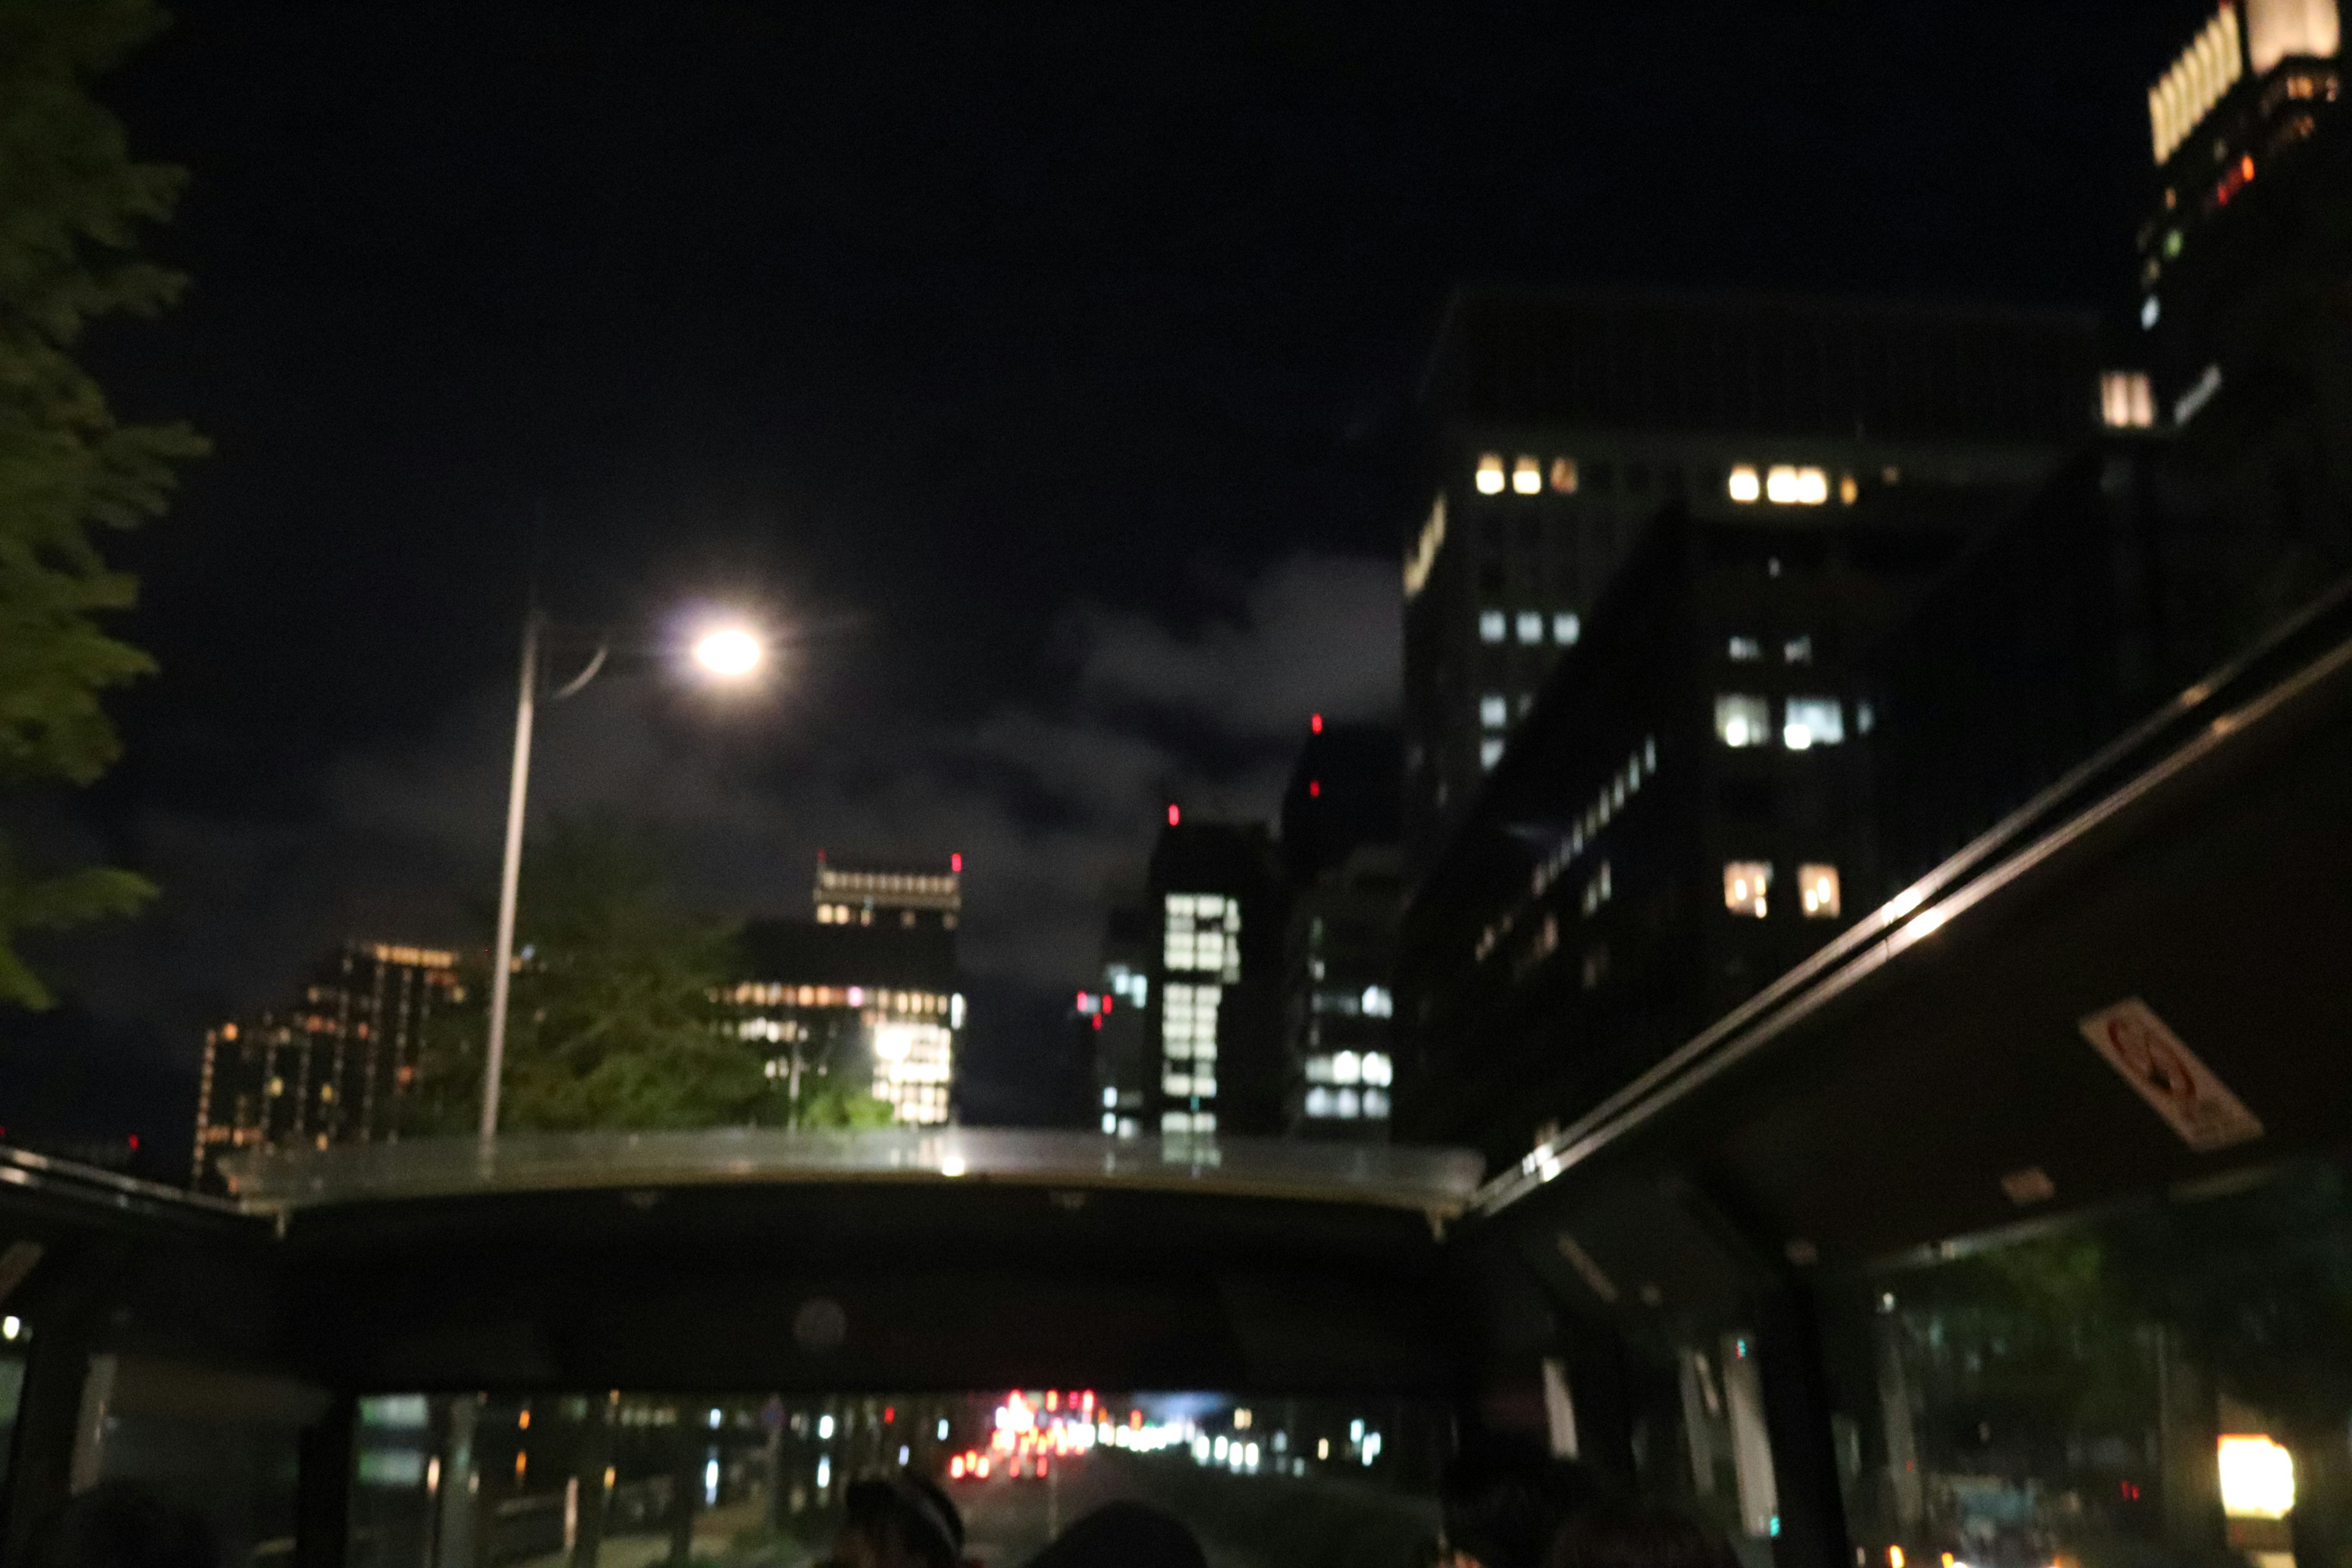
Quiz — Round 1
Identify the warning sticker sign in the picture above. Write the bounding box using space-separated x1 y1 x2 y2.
2077 998 2264 1153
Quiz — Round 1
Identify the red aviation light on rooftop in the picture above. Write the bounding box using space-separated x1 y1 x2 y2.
1167 804 1181 827
1310 712 1324 733
1308 780 1321 798
950 852 962 873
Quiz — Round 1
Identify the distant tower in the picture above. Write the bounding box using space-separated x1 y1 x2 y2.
1144 819 1284 1136
812 852 962 930
193 941 462 1190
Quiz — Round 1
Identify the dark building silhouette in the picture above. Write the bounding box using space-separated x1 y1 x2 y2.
1275 720 1406 1140
1401 285 2105 875
1278 720 1404 884
1397 505 1969 1166
1085 900 1155 1136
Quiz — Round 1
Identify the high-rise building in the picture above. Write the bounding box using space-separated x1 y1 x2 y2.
2135 0 2343 419
812 853 962 931
731 913 962 1127
1084 901 1154 1136
1276 720 1404 1139
1142 818 1284 1136
1401 286 2103 875
1283 847 1402 1139
192 942 462 1189
1396 499 1990 1166
728 854 965 1124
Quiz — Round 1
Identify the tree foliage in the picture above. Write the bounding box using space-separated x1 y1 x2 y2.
408 819 891 1133
0 0 206 1006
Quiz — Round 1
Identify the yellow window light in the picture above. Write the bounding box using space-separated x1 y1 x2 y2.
1727 464 1761 503
1513 456 1543 494
1476 453 1506 494
1800 864 1841 919
1766 465 1829 505
2219 1434 2296 1519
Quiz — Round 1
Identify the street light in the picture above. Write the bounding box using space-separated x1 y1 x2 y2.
478 608 767 1142
692 624 764 678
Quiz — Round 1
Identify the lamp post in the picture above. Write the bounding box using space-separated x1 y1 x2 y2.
477 611 767 1144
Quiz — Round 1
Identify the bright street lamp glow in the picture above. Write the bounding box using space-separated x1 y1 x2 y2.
693 626 763 677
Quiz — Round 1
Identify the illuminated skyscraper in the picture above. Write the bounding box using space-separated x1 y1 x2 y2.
731 854 965 1125
192 942 462 1189
2135 0 2342 421
1144 820 1284 1136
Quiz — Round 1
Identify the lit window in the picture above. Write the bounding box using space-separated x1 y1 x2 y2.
2101 370 2157 429
1783 635 1812 664
1512 456 1542 494
1782 696 1844 749
1480 737 1505 770
1552 612 1580 645
1515 611 1544 645
1727 635 1762 662
1479 693 1508 729
1305 1087 1335 1118
1727 465 1761 503
1335 1088 1362 1119
1549 457 1578 493
1724 861 1771 918
1856 701 1875 735
1799 864 1841 919
1765 465 1829 505
1362 986 1393 1019
1478 609 1507 643
1332 1051 1362 1085
1715 695 1771 748
1100 1112 1117 1134
1838 473 1859 505
2141 295 2161 330
2219 1434 2296 1520
1360 1052 1393 1086
1363 1088 1391 1118
1476 453 1506 494
1101 1087 1117 1108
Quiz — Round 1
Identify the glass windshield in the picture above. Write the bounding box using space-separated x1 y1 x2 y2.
222 1129 1483 1219
1814 1157 2352 1568
349 1389 1446 1568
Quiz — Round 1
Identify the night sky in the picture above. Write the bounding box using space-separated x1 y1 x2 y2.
12 1 2216 1159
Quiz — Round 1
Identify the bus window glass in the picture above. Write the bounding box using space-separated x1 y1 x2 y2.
1815 1158 2352 1568
347 1390 1447 1568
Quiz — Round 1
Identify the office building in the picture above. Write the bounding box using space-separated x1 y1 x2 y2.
812 853 962 930
731 911 962 1127
1276 720 1404 1139
1085 901 1154 1136
1396 503 1978 1167
1401 285 2105 874
2135 0 2343 417
1140 818 1284 1136
192 942 462 1189
1281 847 1402 1138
